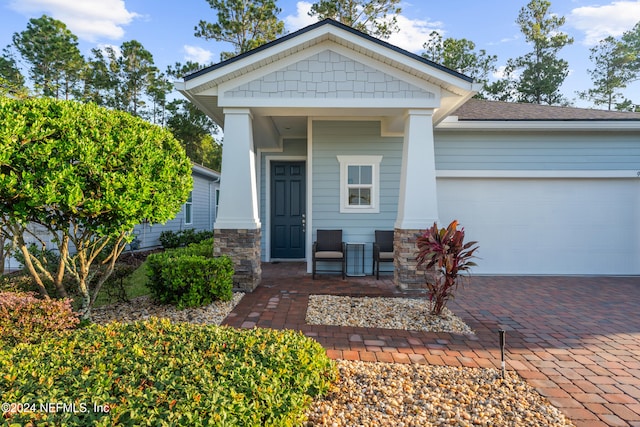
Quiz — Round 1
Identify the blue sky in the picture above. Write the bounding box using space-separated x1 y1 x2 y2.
1 0 639 107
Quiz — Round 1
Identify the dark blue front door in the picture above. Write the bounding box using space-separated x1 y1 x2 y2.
271 162 305 258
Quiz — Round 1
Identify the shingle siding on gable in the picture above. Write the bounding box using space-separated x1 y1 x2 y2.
225 50 434 99
435 131 640 170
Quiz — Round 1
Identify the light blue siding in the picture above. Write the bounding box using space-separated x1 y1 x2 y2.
259 139 307 260
133 172 218 249
312 120 401 274
434 131 640 170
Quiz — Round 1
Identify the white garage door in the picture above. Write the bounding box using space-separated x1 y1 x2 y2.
437 177 640 275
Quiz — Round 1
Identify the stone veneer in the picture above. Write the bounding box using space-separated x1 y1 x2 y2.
214 229 261 292
393 228 427 290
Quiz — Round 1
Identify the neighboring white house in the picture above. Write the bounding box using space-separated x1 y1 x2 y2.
131 163 220 249
176 19 640 291
2 163 220 272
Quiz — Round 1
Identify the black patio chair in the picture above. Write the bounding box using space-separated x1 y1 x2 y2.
312 229 345 279
373 230 394 279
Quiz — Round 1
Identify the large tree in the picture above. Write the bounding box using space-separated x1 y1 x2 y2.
579 36 635 110
82 41 158 117
619 21 640 111
12 15 84 99
422 31 497 98
309 0 401 39
195 0 285 60
117 40 158 116
511 0 574 105
0 98 192 319
0 48 26 97
166 62 222 170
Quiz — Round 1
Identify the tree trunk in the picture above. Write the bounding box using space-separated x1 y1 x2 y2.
17 240 50 299
78 275 91 321
54 235 69 298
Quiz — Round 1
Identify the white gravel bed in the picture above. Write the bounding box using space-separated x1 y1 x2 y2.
306 360 575 427
91 292 244 325
306 295 473 334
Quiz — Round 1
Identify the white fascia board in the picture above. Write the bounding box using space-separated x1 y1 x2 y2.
192 163 220 180
436 170 640 178
436 120 640 131
220 97 439 109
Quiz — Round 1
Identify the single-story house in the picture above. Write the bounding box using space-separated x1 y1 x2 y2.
2 163 219 272
176 19 640 291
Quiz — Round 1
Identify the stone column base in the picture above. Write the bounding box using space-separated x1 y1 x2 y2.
394 228 427 290
214 228 261 292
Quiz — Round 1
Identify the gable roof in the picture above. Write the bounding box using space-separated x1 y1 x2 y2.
453 99 640 121
177 18 480 130
185 19 472 84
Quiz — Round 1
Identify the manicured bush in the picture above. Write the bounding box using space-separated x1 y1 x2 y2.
0 291 79 346
159 229 214 249
0 98 192 319
147 239 232 308
0 319 337 426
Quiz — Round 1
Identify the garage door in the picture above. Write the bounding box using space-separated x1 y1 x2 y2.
437 177 640 275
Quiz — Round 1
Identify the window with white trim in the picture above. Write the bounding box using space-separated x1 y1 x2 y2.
184 191 193 225
337 155 382 213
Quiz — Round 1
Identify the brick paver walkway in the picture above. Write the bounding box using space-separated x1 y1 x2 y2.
222 263 640 427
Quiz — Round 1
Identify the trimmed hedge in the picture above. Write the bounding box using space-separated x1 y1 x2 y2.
0 319 337 426
146 239 233 308
0 291 79 347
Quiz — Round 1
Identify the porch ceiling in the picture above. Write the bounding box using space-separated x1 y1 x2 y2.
253 106 413 148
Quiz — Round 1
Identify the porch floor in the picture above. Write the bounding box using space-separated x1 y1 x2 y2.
222 262 640 427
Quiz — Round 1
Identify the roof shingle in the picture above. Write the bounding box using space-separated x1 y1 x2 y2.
452 99 640 121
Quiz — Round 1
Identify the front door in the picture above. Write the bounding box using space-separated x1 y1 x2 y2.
271 161 305 258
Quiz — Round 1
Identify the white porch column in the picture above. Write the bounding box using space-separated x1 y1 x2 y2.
215 108 260 230
394 109 439 289
214 108 261 291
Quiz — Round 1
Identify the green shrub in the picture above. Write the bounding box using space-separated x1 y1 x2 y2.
0 319 337 426
147 239 232 308
153 255 233 308
170 237 214 258
0 291 79 346
159 229 214 249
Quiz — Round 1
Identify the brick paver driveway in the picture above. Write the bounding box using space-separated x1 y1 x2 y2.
223 263 640 427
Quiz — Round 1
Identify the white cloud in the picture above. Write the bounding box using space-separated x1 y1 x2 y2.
183 45 213 64
492 65 520 80
568 1 640 45
387 15 443 53
96 43 121 58
284 1 316 32
8 0 140 41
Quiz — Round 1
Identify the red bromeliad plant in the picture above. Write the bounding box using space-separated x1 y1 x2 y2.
416 220 479 316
